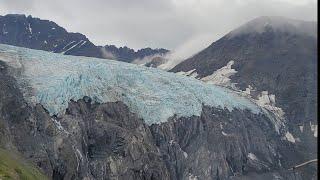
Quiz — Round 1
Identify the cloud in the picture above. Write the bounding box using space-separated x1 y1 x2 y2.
0 0 317 59
157 33 214 70
0 0 35 10
100 48 116 59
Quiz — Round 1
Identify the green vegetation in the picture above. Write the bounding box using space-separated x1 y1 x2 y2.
0 148 48 180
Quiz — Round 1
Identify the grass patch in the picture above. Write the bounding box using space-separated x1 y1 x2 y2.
0 148 48 180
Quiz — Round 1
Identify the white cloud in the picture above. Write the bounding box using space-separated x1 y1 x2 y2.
158 33 214 70
0 0 317 59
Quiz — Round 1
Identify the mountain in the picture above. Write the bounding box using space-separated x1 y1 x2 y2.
171 16 317 175
0 44 310 180
0 14 169 62
103 45 168 63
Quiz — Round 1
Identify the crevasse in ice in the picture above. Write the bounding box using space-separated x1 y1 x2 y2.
0 44 261 124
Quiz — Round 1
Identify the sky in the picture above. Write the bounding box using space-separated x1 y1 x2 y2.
0 0 317 58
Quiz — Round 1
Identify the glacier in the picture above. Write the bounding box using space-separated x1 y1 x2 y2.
0 44 262 124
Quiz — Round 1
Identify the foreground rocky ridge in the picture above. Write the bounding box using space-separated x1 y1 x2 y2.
0 51 315 179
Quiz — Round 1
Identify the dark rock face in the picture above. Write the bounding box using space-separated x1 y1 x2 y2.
0 14 102 58
0 14 169 62
0 60 313 180
171 17 317 169
104 45 169 63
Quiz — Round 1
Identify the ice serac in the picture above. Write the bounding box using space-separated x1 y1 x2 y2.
0 44 261 125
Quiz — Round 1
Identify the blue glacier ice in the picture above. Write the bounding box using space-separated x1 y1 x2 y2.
0 44 262 124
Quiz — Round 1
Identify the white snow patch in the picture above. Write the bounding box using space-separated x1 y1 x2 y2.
27 23 32 34
73 146 83 172
219 122 223 129
61 41 83 54
201 60 237 87
188 173 198 180
51 118 63 131
299 125 304 133
183 151 188 158
310 122 317 137
62 41 76 50
256 91 285 121
248 153 258 161
78 40 87 48
2 24 8 34
243 85 253 96
221 131 228 136
44 40 48 44
51 118 70 134
285 131 295 143
51 27 56 30
256 91 273 105
169 140 174 145
76 148 83 161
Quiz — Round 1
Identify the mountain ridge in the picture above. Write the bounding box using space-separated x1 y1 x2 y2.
0 14 169 63
227 16 317 38
171 16 317 179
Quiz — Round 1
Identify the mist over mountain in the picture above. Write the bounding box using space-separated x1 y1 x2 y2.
228 16 316 38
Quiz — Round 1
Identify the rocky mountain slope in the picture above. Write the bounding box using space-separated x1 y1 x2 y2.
0 14 169 63
0 44 312 179
171 17 317 172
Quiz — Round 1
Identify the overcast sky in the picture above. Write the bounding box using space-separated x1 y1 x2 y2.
0 0 317 54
